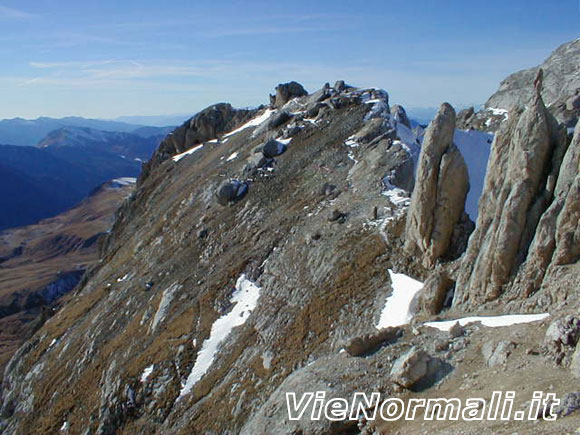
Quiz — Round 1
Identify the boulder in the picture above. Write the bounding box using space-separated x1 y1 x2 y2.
404 103 470 267
215 180 248 206
272 81 308 107
334 80 347 92
328 209 346 223
267 111 291 129
262 139 287 158
456 106 475 129
543 315 580 364
390 347 431 389
390 104 411 129
352 118 389 144
415 271 454 316
482 341 515 367
345 327 402 357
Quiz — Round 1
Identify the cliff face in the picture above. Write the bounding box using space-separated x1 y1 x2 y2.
454 89 570 306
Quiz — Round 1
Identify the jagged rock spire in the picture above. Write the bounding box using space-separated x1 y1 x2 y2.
404 103 470 268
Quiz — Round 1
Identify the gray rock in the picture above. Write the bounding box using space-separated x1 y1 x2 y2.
543 316 580 364
351 118 389 144
390 347 432 389
268 111 291 129
513 117 580 296
328 209 346 223
571 346 580 379
456 106 475 129
143 103 257 179
449 322 465 339
215 180 248 206
454 88 569 306
345 327 402 357
482 341 515 367
486 39 580 124
390 104 411 129
566 91 580 111
272 81 308 107
555 392 580 417
404 103 470 267
414 270 455 316
334 80 346 92
262 139 287 158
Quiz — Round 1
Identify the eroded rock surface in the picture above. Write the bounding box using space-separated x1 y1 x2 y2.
404 103 470 267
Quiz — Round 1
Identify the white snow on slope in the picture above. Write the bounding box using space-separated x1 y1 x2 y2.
223 109 275 138
226 151 239 161
395 123 421 161
424 313 549 332
179 274 261 398
376 270 424 329
111 177 137 186
140 365 154 383
453 129 493 220
487 107 509 118
172 144 204 162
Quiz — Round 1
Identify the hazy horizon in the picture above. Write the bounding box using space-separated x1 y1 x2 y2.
1 0 579 119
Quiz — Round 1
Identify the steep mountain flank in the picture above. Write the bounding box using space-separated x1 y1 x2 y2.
1 74 579 434
0 83 429 433
0 179 135 390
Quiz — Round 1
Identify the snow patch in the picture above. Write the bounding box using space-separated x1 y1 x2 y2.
223 109 275 138
487 107 509 118
110 177 137 188
376 270 423 329
226 151 239 162
179 274 261 398
172 144 204 162
140 365 154 383
424 313 549 332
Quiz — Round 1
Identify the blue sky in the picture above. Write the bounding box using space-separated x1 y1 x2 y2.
0 0 578 119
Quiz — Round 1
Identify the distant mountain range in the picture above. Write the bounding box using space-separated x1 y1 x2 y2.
0 125 168 231
112 114 190 127
0 116 174 146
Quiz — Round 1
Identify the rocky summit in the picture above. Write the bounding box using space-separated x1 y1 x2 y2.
1 41 580 435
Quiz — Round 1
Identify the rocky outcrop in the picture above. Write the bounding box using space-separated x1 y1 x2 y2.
390 104 411 129
456 106 475 130
270 81 308 107
141 103 256 180
454 88 569 306
512 120 580 297
404 103 470 267
486 38 580 127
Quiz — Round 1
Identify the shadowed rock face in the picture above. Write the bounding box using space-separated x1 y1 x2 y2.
270 81 308 107
454 89 569 306
404 103 470 268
